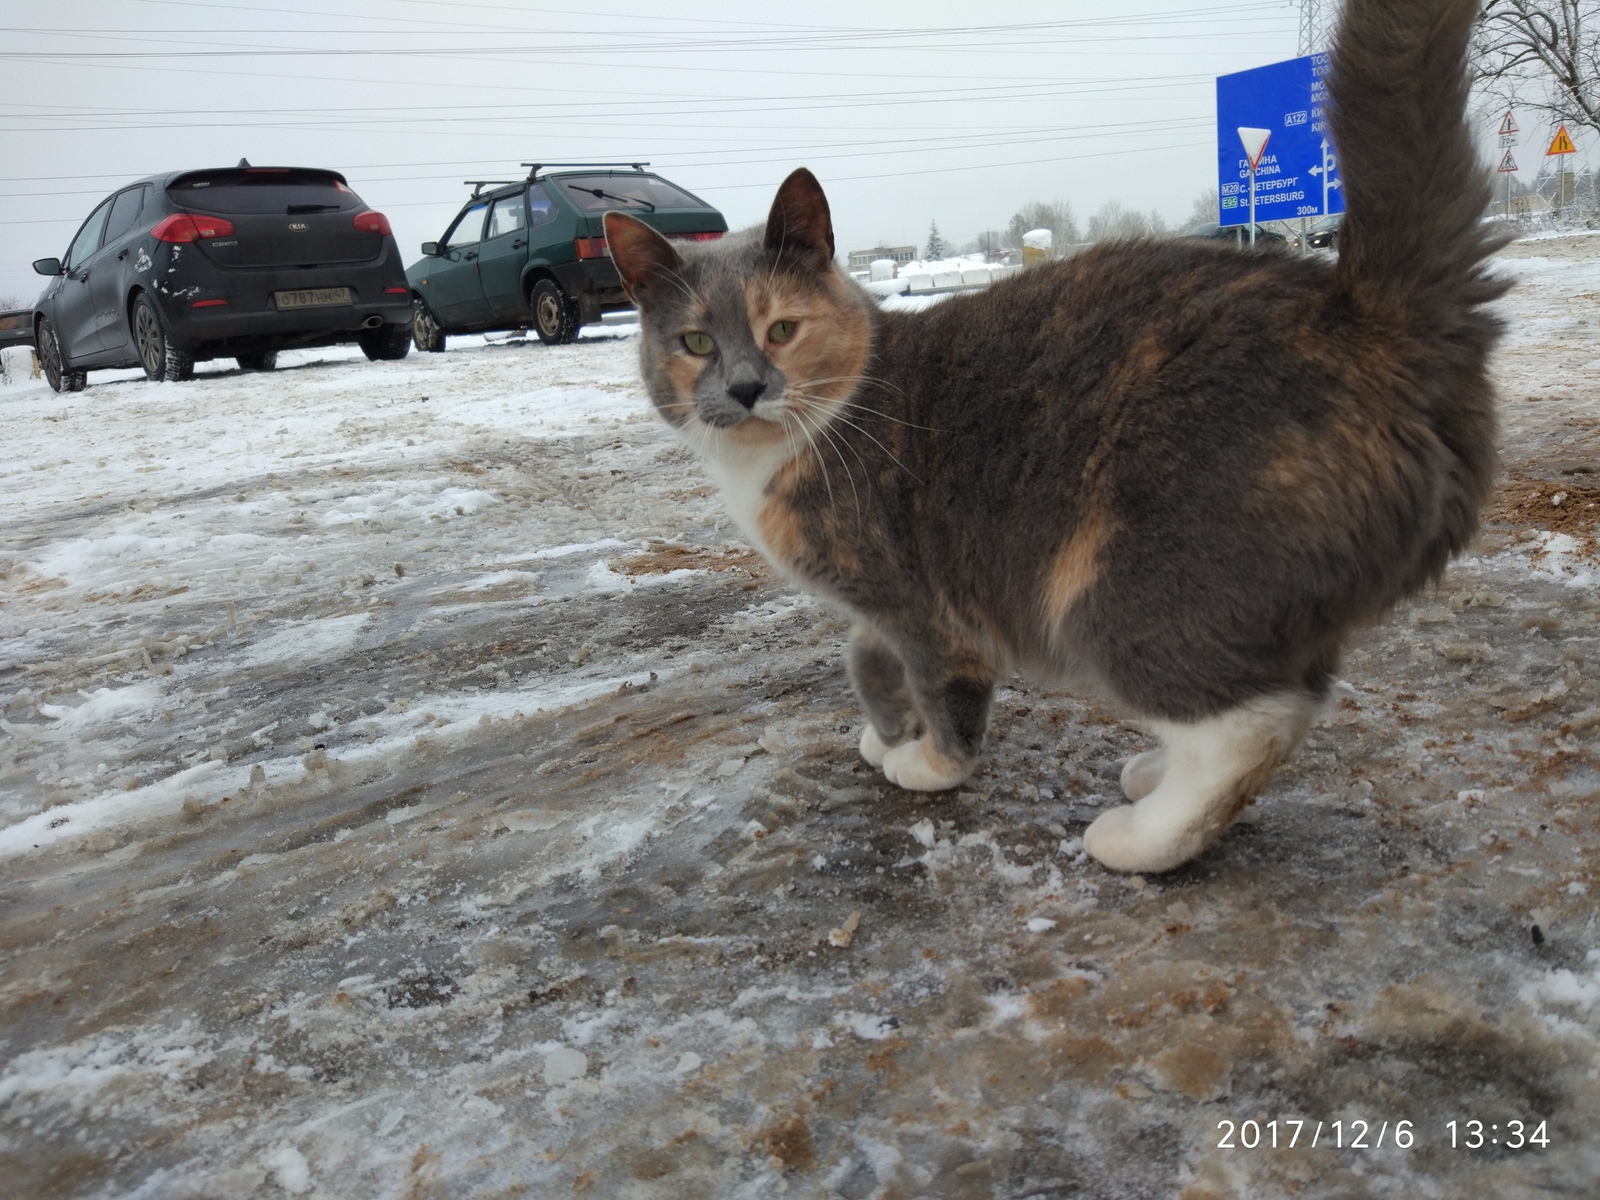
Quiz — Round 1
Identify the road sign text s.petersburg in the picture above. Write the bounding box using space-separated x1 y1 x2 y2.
1216 54 1345 227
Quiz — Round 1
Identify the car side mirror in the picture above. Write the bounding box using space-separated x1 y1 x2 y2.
32 257 63 276
421 242 440 257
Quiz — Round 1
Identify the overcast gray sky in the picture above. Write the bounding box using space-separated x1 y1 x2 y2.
4 0 1310 303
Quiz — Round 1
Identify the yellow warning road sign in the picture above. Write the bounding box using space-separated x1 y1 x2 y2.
1547 124 1577 156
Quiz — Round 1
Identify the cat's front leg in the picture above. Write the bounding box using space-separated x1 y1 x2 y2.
848 624 918 768
863 632 994 793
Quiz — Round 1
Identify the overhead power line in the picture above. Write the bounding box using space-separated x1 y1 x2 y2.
0 116 1214 201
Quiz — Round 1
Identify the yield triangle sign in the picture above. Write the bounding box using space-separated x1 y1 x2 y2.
1237 126 1272 169
1547 124 1577 155
1499 110 1519 137
1498 149 1518 173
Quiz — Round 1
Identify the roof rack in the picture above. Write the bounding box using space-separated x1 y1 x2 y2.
521 161 649 180
464 179 520 199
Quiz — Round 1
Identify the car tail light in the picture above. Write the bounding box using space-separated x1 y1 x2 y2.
669 231 724 242
384 286 408 295
191 298 228 308
574 237 609 259
354 211 392 236
151 213 236 242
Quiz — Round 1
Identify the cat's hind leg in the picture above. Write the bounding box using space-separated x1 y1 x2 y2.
849 624 919 769
1084 694 1315 873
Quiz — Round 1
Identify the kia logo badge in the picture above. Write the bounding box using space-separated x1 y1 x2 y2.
289 222 307 231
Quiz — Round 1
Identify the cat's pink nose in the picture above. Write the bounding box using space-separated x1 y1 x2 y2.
727 380 767 409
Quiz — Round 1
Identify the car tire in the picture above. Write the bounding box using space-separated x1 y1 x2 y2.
412 297 445 353
236 351 278 371
37 317 87 393
530 278 579 345
131 293 194 382
360 323 412 361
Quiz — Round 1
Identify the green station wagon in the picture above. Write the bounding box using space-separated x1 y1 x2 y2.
407 163 728 349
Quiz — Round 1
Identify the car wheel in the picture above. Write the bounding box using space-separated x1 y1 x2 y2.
37 317 87 393
412 297 445 353
530 278 579 345
236 351 278 371
360 323 413 361
131 294 194 382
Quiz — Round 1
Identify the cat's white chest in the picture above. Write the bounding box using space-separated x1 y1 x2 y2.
697 438 795 561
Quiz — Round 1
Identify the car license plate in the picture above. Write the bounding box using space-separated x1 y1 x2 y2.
275 287 351 309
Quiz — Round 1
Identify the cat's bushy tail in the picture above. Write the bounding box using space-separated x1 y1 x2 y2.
1329 0 1511 327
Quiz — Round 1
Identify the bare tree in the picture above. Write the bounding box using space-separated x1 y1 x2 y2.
1186 188 1220 230
1085 201 1167 242
1475 2 1600 138
1005 200 1079 249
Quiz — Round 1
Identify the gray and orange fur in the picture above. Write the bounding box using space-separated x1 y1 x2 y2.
604 0 1508 874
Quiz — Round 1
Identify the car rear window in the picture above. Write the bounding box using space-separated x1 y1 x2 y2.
167 170 363 215
556 174 707 213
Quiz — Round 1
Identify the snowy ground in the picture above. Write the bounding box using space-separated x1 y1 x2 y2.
2 244 1599 1199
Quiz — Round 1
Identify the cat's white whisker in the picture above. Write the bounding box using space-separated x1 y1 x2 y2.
796 403 865 531
789 376 946 434
790 396 923 485
780 408 836 517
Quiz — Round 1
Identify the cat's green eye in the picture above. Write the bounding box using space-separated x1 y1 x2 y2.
682 331 716 356
768 320 797 345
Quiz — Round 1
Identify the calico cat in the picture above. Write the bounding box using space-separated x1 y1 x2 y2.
603 0 1507 874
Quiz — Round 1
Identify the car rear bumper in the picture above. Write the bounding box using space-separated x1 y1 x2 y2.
0 309 34 351
155 289 412 351
151 243 411 352
551 260 631 325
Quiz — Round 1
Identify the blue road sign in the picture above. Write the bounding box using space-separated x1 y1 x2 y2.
1216 53 1344 227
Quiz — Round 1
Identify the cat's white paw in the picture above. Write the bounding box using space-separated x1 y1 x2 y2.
1119 749 1168 802
859 725 894 768
1083 804 1201 875
881 737 972 792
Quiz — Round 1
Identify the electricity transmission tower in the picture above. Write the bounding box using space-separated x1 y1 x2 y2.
1297 0 1334 55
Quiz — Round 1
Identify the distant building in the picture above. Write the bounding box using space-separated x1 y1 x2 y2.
846 245 917 271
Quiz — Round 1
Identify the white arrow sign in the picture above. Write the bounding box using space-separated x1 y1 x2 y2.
1310 138 1340 215
1237 126 1272 169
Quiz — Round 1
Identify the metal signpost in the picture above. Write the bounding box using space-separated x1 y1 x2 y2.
1238 127 1272 246
1498 111 1519 218
1216 54 1344 247
1546 123 1578 219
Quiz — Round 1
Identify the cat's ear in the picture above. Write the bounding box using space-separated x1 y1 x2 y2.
765 168 835 268
603 212 683 305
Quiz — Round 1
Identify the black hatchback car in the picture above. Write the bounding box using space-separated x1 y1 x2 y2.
1185 221 1286 246
408 163 727 349
29 163 413 392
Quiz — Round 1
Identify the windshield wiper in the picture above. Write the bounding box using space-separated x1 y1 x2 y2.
287 203 341 214
567 185 654 212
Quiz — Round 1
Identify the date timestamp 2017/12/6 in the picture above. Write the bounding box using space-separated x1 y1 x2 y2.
1216 1118 1551 1150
